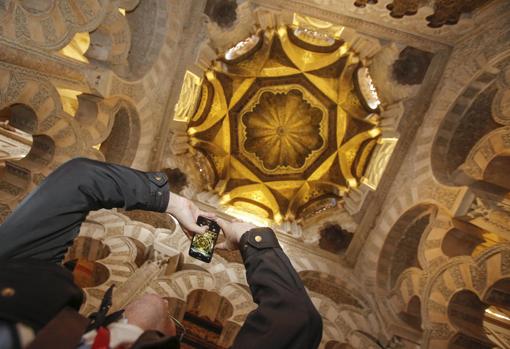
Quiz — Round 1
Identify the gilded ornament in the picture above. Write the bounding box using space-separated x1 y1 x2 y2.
187 26 388 221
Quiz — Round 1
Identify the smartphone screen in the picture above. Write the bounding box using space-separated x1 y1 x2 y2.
188 216 220 263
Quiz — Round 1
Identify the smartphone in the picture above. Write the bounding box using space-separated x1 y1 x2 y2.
188 216 221 263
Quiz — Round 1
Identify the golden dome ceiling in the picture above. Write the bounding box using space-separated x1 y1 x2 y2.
242 88 325 173
187 26 381 223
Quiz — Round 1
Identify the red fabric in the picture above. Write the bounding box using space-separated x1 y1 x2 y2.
92 326 110 349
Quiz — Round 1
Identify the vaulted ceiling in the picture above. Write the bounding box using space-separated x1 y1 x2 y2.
187 26 381 223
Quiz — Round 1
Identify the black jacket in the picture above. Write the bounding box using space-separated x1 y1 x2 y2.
0 158 322 348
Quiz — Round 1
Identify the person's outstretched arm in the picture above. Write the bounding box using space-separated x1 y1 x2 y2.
0 157 209 263
216 220 323 349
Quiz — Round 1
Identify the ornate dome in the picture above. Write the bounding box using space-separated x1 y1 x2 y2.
187 26 382 222
242 89 324 172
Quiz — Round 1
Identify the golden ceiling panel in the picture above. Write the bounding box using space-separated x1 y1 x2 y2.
239 85 328 175
292 13 345 40
188 26 382 222
174 71 202 123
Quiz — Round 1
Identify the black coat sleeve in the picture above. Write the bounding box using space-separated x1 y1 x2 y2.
0 158 170 263
232 228 323 349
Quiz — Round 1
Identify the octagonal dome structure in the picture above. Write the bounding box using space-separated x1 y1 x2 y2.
187 26 381 222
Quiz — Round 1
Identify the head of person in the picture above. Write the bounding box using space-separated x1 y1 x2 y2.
124 293 177 337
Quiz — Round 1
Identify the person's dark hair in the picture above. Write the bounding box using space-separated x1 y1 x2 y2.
162 168 188 194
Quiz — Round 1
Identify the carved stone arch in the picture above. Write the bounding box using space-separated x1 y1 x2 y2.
0 70 63 135
0 113 47 203
310 294 379 349
74 94 116 148
410 20 510 191
64 234 112 304
186 287 241 348
86 4 131 66
431 61 510 187
308 291 344 334
391 267 424 311
148 270 215 301
418 207 498 272
122 222 155 266
0 70 88 209
385 267 426 344
340 305 376 335
453 126 510 191
289 252 339 277
311 289 381 348
422 256 479 343
117 0 170 80
65 236 110 262
99 99 140 166
180 261 209 275
447 289 493 348
82 209 156 265
0 0 109 50
86 209 132 235
339 305 381 349
421 244 510 349
101 236 139 265
491 67 510 126
418 208 452 270
400 295 423 334
45 113 86 165
320 319 344 347
79 235 139 315
75 220 107 240
218 283 256 324
147 270 250 347
377 204 437 291
180 252 248 287
299 270 368 310
122 223 155 250
159 227 191 253
202 2 257 56
356 183 419 288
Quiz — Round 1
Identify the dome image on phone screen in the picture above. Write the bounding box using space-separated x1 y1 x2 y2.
194 232 214 252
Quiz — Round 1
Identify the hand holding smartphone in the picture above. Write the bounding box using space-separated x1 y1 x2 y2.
188 216 221 263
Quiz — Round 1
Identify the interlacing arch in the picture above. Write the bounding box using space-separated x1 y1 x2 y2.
422 244 510 348
0 70 87 210
384 198 510 341
70 235 139 315
321 319 344 349
146 270 255 348
309 291 380 349
356 184 421 289
68 210 157 314
430 57 510 188
0 0 109 50
86 3 131 66
390 267 423 316
376 203 437 291
418 208 453 270
387 244 510 348
453 126 510 188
